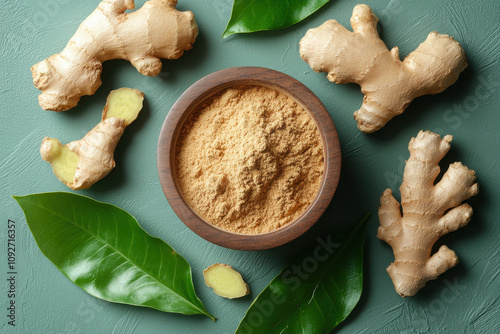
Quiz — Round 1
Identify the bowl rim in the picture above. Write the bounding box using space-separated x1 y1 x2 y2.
157 66 341 250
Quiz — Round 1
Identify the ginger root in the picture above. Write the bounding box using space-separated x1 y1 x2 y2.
299 4 467 133
378 131 478 297
203 264 250 299
31 0 197 111
40 88 144 190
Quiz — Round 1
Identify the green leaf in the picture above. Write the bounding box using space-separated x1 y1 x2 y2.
235 214 369 333
223 0 331 38
13 192 214 320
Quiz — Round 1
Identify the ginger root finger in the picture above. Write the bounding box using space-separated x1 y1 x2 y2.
299 4 467 133
32 0 197 111
378 131 478 297
203 264 250 299
41 88 144 190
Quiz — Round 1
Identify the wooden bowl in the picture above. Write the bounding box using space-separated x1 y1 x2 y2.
157 67 341 250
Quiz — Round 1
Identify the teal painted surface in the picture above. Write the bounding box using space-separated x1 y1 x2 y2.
1 0 499 333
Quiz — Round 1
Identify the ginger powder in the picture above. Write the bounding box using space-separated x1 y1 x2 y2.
175 85 324 234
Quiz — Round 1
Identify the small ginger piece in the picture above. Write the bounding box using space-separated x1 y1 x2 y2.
203 264 250 299
378 131 478 297
40 88 144 190
31 0 198 111
299 4 467 133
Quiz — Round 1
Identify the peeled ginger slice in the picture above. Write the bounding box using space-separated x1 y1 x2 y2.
203 264 250 299
103 88 144 126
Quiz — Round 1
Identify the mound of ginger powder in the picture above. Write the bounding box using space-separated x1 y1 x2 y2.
175 85 324 234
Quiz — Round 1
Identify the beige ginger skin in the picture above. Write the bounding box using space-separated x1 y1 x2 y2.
40 88 144 190
378 131 478 297
31 0 197 111
300 4 467 133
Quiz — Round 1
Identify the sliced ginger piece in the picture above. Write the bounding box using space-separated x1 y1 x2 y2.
103 88 144 126
203 264 250 299
41 88 144 190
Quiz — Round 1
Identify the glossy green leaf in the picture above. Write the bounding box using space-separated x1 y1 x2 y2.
235 214 369 334
13 192 214 320
223 0 331 38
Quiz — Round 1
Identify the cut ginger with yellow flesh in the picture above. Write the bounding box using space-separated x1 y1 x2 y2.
300 4 467 133
378 131 478 297
40 88 144 190
203 264 250 299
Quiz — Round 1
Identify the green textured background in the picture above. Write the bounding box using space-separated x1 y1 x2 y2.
1 0 499 333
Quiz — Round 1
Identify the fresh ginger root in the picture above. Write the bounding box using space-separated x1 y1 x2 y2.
31 0 197 111
203 264 250 299
40 88 144 190
299 4 467 133
378 131 478 297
